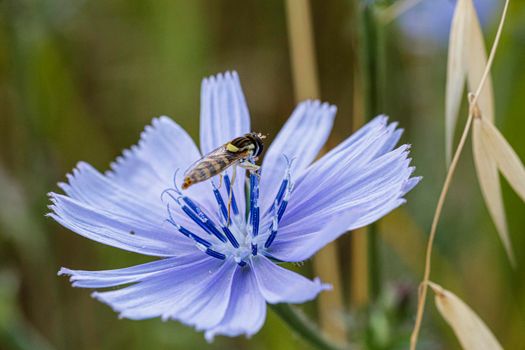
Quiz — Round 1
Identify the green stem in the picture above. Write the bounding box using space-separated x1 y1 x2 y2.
270 304 347 350
359 2 385 301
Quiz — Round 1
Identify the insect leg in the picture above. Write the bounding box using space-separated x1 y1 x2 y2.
227 166 237 226
239 160 260 180
238 161 260 172
216 173 223 190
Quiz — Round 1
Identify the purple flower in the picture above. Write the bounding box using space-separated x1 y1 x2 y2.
398 0 500 46
49 72 420 341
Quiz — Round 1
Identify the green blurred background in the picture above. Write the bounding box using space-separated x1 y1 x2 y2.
0 0 524 349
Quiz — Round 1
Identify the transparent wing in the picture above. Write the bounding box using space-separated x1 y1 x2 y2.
184 144 231 176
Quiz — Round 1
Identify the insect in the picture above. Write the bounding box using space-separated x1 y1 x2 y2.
182 132 265 225
182 132 265 190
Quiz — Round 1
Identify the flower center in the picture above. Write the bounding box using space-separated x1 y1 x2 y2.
162 158 293 265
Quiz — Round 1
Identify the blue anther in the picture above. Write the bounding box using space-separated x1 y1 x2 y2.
221 225 240 248
224 175 239 216
187 230 212 247
249 173 257 210
249 172 260 237
165 204 212 248
181 196 206 218
212 185 228 220
275 179 288 205
251 243 258 256
277 200 288 222
252 207 260 236
264 159 291 216
264 229 278 248
238 261 247 267
182 192 237 245
180 205 227 243
205 248 226 260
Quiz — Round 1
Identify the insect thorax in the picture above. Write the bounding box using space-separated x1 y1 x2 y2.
228 133 264 157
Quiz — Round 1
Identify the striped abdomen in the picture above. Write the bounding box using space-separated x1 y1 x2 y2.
182 152 238 189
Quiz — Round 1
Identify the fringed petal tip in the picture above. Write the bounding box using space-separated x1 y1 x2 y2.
204 328 260 344
57 267 70 277
313 277 333 292
403 175 422 194
106 116 180 176
57 268 86 288
297 99 338 115
203 70 240 85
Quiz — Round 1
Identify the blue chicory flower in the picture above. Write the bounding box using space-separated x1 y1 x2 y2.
398 0 500 47
49 71 420 341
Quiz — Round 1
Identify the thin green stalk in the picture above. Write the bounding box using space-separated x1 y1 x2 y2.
285 0 347 342
270 304 347 350
359 2 384 301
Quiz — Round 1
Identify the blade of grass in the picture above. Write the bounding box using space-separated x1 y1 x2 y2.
445 0 494 164
445 0 470 165
428 282 503 350
472 118 515 265
465 0 494 125
480 118 525 203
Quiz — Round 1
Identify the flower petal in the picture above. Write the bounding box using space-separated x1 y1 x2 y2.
251 255 330 304
284 145 414 224
92 256 234 326
108 116 202 201
59 255 197 288
265 208 365 262
162 259 237 331
259 100 336 210
57 162 199 235
264 119 420 261
49 117 227 254
107 116 218 215
199 71 251 155
205 264 266 341
48 194 194 256
199 71 251 214
289 116 391 201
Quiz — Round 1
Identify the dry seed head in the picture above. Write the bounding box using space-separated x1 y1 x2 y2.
468 92 482 119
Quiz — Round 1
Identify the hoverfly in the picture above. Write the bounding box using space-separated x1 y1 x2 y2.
182 132 265 190
182 132 265 224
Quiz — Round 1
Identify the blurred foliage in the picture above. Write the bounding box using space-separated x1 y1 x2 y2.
0 0 524 349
